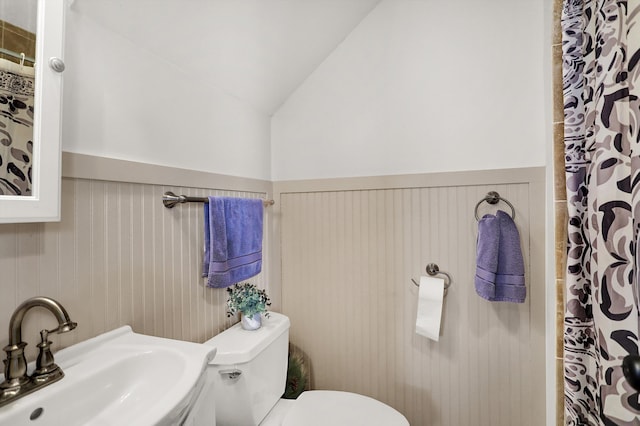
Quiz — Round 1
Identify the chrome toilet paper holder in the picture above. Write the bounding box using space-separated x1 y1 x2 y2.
411 263 452 297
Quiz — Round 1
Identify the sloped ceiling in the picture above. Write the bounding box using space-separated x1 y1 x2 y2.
72 0 382 115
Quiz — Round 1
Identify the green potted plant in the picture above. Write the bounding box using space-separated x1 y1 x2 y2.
226 283 271 330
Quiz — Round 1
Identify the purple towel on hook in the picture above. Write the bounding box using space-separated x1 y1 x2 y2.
475 210 526 303
203 197 263 288
474 213 500 300
494 210 526 303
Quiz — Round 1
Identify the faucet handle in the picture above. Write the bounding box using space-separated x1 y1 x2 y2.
32 330 63 382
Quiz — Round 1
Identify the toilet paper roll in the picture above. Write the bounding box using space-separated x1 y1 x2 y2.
415 275 445 342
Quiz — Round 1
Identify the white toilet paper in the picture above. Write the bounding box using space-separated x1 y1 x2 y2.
415 275 445 341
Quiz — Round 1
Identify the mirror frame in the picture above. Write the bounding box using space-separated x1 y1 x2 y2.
0 0 65 223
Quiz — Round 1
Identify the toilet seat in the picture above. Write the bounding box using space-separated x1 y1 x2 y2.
280 390 409 426
260 399 295 425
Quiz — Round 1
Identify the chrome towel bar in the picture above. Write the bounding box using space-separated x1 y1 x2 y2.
0 48 35 64
162 191 275 209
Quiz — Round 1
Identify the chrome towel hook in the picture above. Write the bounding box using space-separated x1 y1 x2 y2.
474 191 515 221
411 263 452 296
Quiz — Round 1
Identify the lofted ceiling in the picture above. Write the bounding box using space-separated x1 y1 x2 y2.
71 0 382 115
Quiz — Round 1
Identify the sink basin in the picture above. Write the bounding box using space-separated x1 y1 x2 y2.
0 326 216 425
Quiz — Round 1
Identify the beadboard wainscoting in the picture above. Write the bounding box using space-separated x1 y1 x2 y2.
274 168 545 426
0 154 273 361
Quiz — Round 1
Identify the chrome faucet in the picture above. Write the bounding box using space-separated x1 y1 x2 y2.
0 297 77 407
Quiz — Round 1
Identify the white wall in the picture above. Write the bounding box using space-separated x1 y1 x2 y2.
271 0 547 181
62 0 547 182
62 8 272 180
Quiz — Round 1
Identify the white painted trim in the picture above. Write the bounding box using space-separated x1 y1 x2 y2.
0 0 65 223
544 0 558 424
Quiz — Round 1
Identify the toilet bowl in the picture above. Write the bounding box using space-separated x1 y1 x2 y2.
262 390 409 426
192 312 408 426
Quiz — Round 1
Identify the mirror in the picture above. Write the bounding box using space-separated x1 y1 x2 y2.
0 0 65 222
0 0 37 197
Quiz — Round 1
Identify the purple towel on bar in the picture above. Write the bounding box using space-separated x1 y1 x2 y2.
203 197 263 288
475 210 526 303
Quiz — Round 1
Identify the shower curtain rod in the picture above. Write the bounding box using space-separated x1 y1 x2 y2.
162 191 275 209
0 48 35 64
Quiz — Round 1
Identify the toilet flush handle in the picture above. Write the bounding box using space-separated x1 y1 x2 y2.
219 369 242 381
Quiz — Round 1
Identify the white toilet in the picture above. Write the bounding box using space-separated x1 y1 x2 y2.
191 312 409 426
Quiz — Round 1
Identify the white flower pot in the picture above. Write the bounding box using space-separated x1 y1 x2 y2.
240 313 262 331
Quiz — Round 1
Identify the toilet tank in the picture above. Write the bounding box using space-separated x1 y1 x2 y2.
203 312 290 426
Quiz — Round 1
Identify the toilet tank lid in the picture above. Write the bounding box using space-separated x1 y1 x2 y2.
203 312 290 365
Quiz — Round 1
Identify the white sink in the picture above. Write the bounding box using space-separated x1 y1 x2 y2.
0 326 216 425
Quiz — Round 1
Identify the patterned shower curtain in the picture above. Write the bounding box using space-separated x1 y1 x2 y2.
0 58 35 196
562 0 640 424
